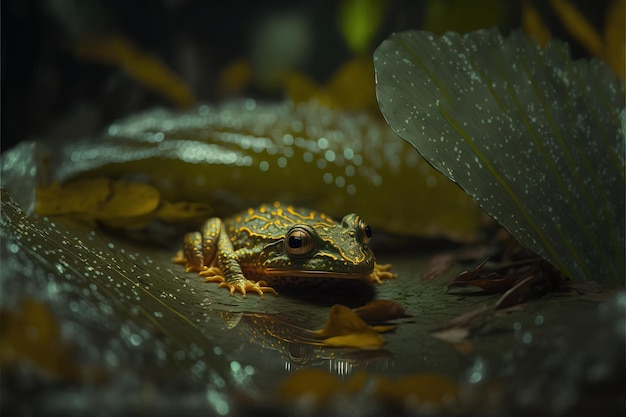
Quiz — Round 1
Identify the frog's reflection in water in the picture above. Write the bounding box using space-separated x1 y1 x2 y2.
216 309 394 373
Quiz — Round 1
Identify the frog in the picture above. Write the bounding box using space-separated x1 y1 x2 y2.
173 202 396 298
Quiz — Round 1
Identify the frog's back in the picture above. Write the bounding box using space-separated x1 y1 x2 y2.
225 202 336 249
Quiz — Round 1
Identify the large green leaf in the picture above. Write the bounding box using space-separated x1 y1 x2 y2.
374 28 625 285
6 100 483 240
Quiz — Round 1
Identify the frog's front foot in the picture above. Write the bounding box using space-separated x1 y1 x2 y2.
368 263 397 285
222 279 278 299
200 268 277 298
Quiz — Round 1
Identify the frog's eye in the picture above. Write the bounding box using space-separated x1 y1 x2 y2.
285 227 315 257
358 218 372 244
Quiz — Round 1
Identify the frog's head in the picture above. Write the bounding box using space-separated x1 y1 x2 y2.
260 213 376 280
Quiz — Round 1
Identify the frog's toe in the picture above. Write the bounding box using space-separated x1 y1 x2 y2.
369 263 398 285
222 279 278 298
182 257 209 273
219 281 251 298
200 266 224 278
250 281 278 297
218 281 245 298
187 264 209 273
174 249 208 272
172 250 186 265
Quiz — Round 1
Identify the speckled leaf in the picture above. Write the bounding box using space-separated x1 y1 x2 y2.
0 189 230 383
375 29 625 285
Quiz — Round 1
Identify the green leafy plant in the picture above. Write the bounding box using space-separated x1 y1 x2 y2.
374 28 624 285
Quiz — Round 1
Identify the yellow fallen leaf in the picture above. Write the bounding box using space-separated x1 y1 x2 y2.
312 304 374 338
369 324 397 333
96 179 160 219
275 368 341 403
375 373 459 406
0 299 95 381
311 304 388 350
276 370 458 409
343 371 369 395
36 178 160 220
36 178 111 216
322 332 385 350
276 369 370 404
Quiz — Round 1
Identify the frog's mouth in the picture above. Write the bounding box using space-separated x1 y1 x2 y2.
263 268 375 280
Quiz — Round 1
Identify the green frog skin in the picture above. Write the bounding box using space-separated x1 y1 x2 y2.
174 202 396 298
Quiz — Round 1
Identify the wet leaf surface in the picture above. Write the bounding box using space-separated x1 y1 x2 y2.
375 28 625 285
13 100 483 241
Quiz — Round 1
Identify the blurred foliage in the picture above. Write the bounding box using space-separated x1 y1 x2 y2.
285 56 378 112
423 0 510 34
523 0 625 81
602 0 626 80
521 1 552 46
277 369 459 410
3 0 623 154
75 36 196 108
0 299 87 381
338 0 388 54
216 58 254 98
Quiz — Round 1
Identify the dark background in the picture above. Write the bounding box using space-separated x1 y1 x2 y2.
0 0 610 153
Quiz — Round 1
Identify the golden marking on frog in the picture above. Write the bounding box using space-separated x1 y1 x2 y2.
173 202 397 298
